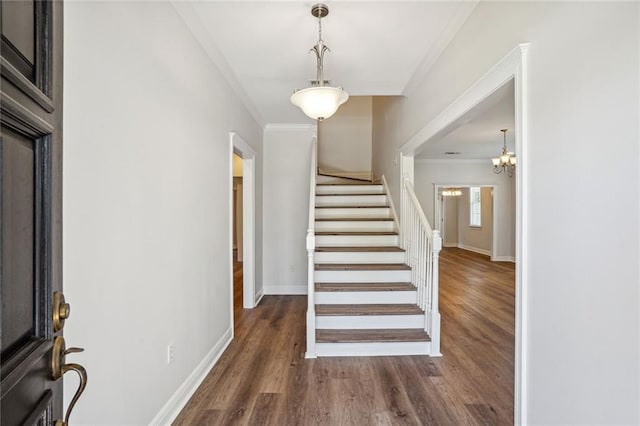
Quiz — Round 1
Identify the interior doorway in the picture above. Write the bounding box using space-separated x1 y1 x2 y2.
434 185 500 260
229 133 257 336
232 153 244 325
399 44 529 422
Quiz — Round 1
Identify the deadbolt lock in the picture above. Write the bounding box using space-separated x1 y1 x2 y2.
53 291 71 332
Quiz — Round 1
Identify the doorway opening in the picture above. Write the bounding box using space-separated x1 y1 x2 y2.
232 153 244 326
229 133 257 336
399 44 529 422
434 184 513 262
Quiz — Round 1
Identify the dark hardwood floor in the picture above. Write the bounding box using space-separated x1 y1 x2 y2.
174 248 515 425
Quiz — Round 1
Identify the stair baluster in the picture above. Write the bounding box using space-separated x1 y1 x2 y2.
401 178 442 356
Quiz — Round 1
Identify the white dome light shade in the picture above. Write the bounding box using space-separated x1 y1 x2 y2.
290 86 349 120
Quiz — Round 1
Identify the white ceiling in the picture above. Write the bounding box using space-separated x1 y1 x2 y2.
176 1 478 125
415 79 515 159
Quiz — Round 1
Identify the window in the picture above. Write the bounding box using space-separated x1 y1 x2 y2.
469 187 481 227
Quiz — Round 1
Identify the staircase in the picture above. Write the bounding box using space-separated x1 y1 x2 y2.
308 177 433 357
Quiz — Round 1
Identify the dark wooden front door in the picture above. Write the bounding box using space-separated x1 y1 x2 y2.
1 1 67 424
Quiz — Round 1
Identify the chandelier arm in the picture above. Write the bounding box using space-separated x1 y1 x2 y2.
310 43 330 87
311 13 330 86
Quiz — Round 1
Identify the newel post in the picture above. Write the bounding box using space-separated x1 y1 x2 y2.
430 230 442 357
305 229 317 358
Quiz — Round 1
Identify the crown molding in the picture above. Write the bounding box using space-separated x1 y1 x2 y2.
170 2 266 128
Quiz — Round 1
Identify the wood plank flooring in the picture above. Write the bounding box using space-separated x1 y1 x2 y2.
315 263 410 271
316 329 431 343
315 231 398 236
315 282 414 292
315 218 394 222
315 246 404 252
316 304 423 316
174 248 515 425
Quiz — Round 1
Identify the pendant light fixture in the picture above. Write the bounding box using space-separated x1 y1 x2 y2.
290 3 349 121
492 129 516 177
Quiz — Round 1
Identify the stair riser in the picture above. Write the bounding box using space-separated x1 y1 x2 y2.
316 195 387 207
316 185 384 195
315 235 399 247
315 341 431 357
315 208 391 219
315 270 411 283
315 291 417 304
316 315 424 329
315 221 396 232
315 251 406 264
317 176 361 184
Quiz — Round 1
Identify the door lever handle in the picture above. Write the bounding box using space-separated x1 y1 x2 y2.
51 336 87 426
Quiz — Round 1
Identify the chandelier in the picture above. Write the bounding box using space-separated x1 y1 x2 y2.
442 188 462 197
492 129 516 177
290 4 349 121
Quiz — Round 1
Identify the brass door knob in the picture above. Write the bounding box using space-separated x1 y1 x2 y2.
51 336 87 425
53 291 71 332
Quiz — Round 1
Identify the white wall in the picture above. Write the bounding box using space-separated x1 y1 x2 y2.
318 96 372 180
373 2 639 424
63 2 263 424
416 161 514 260
262 126 316 294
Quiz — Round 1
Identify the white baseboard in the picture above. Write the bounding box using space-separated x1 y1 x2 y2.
443 242 458 248
457 243 491 257
492 255 516 263
263 285 307 295
254 287 265 306
149 328 233 425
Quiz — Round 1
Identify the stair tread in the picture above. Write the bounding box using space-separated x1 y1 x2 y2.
315 231 398 236
315 217 394 222
317 182 381 186
316 193 385 197
315 282 415 292
315 205 390 209
316 263 410 271
315 246 404 252
316 329 431 343
316 304 424 316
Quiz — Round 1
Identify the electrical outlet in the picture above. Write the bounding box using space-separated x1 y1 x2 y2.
167 343 175 365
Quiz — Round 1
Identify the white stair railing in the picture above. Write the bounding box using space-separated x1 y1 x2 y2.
401 178 442 356
305 138 318 358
